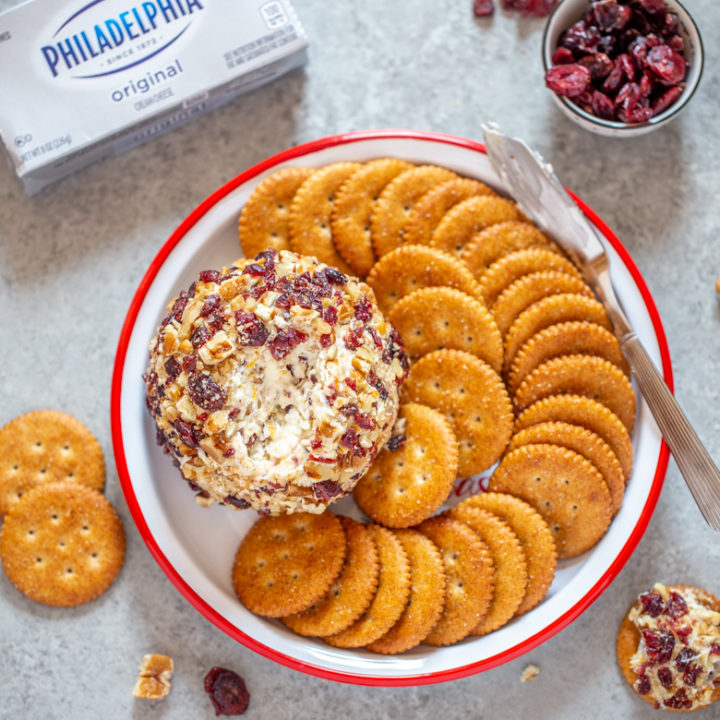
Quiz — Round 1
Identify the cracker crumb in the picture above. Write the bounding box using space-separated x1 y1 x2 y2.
132 654 174 700
521 664 540 682
716 276 720 294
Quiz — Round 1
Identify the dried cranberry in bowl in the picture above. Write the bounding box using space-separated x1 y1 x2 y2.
545 0 691 125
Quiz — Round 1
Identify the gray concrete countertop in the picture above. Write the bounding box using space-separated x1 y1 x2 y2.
1 0 720 717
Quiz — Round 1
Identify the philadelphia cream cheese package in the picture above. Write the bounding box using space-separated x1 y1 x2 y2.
0 0 308 193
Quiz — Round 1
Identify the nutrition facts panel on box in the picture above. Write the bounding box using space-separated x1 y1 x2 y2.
260 2 288 29
224 25 299 68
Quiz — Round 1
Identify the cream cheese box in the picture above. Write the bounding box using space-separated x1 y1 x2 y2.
0 0 308 193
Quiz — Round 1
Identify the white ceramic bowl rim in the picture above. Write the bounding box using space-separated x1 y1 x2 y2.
110 129 672 686
541 0 704 132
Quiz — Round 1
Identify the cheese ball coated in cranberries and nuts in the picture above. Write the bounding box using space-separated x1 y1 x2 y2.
144 249 408 515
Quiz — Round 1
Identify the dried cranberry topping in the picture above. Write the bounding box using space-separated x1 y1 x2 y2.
642 628 675 664
473 0 494 16
635 675 651 695
675 646 695 671
169 292 189 323
223 447 235 458
173 419 198 448
368 370 389 400
308 454 335 464
344 326 365 350
224 495 250 509
683 664 699 687
340 428 359 450
269 328 307 360
254 248 278 266
710 643 720 656
320 334 332 348
322 306 338 326
199 294 220 318
387 434 407 452
345 377 357 392
191 325 212 348
199 270 220 284
324 267 347 285
313 480 343 502
242 263 266 277
657 666 673 689
354 297 374 322
204 667 250 716
234 309 269 347
339 403 359 418
664 688 692 710
188 372 227 412
355 412 377 430
182 355 198 373
639 591 664 618
164 356 181 381
367 327 384 349
665 591 688 619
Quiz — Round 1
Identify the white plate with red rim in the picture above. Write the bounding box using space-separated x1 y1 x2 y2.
111 129 671 686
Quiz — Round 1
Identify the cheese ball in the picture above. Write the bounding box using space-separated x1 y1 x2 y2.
144 249 407 514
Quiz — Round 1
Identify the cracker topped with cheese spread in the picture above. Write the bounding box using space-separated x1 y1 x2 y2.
144 249 407 514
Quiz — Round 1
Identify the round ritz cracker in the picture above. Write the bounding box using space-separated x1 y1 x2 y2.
288 161 362 274
461 220 560 280
325 524 411 648
238 167 314 259
366 528 447 654
370 165 457 258
0 409 105 518
448 506 528 636
513 354 637 433
353 403 458 529
509 421 626 515
281 516 379 637
430 195 523 259
515 394 634 482
489 444 613 559
457 492 557 616
403 178 497 247
331 158 412 278
503 293 612 374
0 482 125 607
476 248 582 307
400 349 514 478
417 515 495 646
366 244 483 316
617 585 720 712
492 270 595 337
388 286 503 372
232 512 347 617
507 320 629 396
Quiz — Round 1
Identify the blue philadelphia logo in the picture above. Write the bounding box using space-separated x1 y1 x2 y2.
41 0 204 79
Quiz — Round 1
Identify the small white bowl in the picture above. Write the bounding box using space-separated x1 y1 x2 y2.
542 0 703 137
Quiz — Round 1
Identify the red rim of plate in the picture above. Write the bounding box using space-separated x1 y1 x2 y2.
110 129 672 687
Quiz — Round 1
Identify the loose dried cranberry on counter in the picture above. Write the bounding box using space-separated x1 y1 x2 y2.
204 667 250 716
546 0 688 123
473 0 494 16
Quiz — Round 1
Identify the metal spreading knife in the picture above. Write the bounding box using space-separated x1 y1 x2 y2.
483 125 720 531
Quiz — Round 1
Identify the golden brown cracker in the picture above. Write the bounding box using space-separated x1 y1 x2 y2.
457 492 557 615
366 529 447 654
366 245 483 315
430 196 522 258
353 404 458 528
513 354 637 433
507 321 629 396
503 293 612 374
461 221 559 279
388 287 503 372
331 158 412 277
401 350 513 477
238 167 314 258
492 271 595 337
0 409 105 518
281 517 379 637
617 586 720 712
288 162 362 273
232 512 346 617
418 516 495 646
477 248 582 307
449 506 528 635
489 444 613 558
325 525 411 648
371 165 457 258
515 394 633 481
0 482 125 607
509 421 626 515
403 178 496 247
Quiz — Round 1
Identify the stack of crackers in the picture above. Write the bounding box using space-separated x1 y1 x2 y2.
233 156 636 652
0 410 125 607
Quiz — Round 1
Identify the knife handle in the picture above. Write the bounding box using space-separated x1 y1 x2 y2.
621 333 720 531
